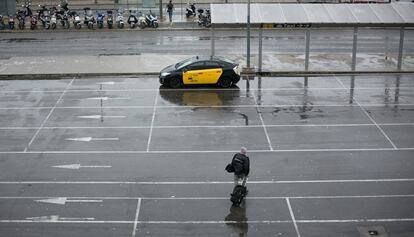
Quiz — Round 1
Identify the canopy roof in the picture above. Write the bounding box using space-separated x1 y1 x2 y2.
211 3 414 27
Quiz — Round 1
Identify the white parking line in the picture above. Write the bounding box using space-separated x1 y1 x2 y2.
132 198 141 237
23 78 75 152
146 92 158 152
1 178 413 185
286 198 301 237
1 103 414 110
1 123 413 130
252 91 274 151
1 147 414 154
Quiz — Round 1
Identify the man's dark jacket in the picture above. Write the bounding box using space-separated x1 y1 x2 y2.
232 153 250 176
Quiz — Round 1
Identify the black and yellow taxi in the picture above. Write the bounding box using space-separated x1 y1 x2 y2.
159 56 241 88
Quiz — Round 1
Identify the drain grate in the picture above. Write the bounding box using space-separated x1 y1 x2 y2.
358 226 388 237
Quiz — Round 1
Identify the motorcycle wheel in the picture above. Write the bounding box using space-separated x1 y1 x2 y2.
153 22 158 28
19 23 24 30
52 23 56 29
45 24 50 30
76 24 81 29
88 23 93 29
98 23 103 29
30 25 35 30
64 21 69 29
108 23 112 29
130 23 135 29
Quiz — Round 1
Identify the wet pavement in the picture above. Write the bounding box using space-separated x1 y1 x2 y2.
0 74 414 237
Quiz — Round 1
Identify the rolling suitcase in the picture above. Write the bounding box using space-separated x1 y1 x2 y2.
230 177 247 206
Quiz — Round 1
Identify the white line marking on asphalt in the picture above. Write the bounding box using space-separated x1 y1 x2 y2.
23 78 75 152
132 198 142 237
146 92 158 152
335 76 399 150
2 194 414 200
286 198 301 237
1 178 414 185
2 123 414 130
2 218 413 224
252 91 274 151
35 197 103 205
86 97 130 100
65 137 119 142
77 115 126 119
1 103 414 110
52 164 112 170
1 147 414 154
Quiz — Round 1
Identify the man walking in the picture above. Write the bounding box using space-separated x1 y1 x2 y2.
231 147 250 188
166 0 174 25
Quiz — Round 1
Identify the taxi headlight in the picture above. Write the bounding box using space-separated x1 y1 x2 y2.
233 65 241 76
161 72 171 77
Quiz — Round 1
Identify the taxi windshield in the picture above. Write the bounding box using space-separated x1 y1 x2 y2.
175 58 195 69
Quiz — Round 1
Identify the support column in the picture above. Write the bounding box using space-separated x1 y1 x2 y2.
211 27 215 57
258 27 263 72
351 27 358 71
305 29 310 71
397 27 405 71
246 0 251 68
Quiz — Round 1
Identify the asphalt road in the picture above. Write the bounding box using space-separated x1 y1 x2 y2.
0 28 413 58
0 74 413 236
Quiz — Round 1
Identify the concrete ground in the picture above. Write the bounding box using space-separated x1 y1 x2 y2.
0 74 413 236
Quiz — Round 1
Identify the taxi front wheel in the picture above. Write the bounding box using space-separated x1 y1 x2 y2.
219 77 232 88
169 77 182 88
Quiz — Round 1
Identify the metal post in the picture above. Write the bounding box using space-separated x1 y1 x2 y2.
395 75 400 106
258 26 263 72
159 0 163 20
349 75 355 104
351 27 358 71
211 27 215 57
246 0 251 68
304 76 308 87
397 27 405 71
305 29 310 71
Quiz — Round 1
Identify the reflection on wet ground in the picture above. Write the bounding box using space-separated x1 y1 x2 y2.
225 206 248 236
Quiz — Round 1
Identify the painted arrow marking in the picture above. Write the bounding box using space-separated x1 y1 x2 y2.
52 164 112 170
65 137 119 142
77 115 126 119
35 197 103 205
26 215 95 222
86 97 130 101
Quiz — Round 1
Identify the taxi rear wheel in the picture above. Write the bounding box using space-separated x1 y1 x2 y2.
219 77 232 88
169 77 182 88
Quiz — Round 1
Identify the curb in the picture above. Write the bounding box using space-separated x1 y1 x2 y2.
1 71 413 80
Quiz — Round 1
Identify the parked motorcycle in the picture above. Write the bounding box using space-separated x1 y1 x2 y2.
186 2 196 18
84 7 95 29
197 8 211 28
38 5 50 29
127 11 138 29
72 12 81 29
56 5 70 29
30 15 38 30
138 11 146 29
145 10 158 28
17 10 26 30
8 15 15 30
116 9 124 29
107 10 113 29
51 11 57 29
0 15 5 30
97 12 104 29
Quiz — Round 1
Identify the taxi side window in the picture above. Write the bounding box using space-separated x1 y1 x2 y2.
187 62 205 71
204 61 220 69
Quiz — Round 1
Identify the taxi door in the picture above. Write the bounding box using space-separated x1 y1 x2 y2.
202 61 223 84
182 62 205 84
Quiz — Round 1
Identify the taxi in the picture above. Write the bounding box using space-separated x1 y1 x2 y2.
159 56 241 88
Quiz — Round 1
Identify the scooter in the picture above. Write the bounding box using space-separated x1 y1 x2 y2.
38 5 50 29
186 2 196 18
138 11 146 29
8 15 15 30
17 10 25 30
30 15 38 30
84 7 95 29
116 9 124 29
72 12 81 29
145 10 158 28
197 8 211 28
51 11 57 29
56 5 70 29
107 10 113 29
127 11 138 29
97 12 104 29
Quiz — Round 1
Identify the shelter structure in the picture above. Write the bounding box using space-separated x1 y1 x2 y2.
210 3 414 72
